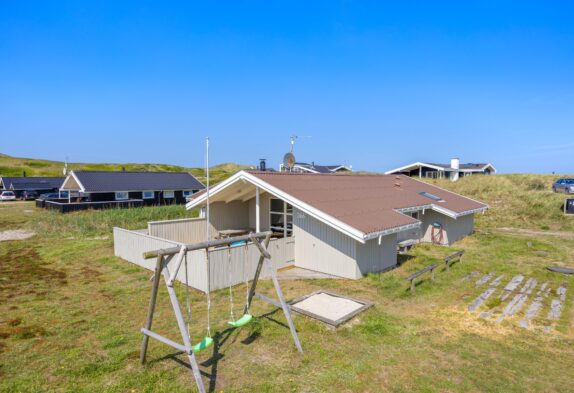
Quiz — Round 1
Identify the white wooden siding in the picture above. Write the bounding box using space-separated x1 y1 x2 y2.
113 227 294 292
293 208 358 279
355 234 398 277
209 201 251 232
148 217 210 243
420 210 474 245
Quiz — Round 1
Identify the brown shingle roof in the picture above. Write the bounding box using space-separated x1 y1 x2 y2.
248 171 487 235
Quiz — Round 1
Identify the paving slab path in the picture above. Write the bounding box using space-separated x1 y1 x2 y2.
476 272 495 286
504 275 525 292
469 287 497 312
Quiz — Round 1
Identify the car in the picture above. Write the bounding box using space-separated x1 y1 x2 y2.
552 178 574 194
21 190 39 200
0 191 17 201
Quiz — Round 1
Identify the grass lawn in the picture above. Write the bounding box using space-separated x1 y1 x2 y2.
1 174 574 392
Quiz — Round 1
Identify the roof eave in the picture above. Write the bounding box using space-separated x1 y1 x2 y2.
363 221 422 241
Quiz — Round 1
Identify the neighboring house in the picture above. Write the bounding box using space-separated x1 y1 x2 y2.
60 170 205 205
385 158 496 181
186 171 487 280
279 162 352 174
0 176 65 197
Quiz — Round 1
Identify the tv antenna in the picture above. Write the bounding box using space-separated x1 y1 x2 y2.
289 134 311 153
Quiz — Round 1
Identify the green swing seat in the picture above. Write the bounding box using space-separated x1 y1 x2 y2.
228 313 253 328
192 336 214 354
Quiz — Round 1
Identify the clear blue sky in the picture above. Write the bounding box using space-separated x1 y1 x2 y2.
1 1 573 173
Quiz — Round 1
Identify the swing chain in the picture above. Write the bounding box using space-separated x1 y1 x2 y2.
244 244 250 313
205 248 211 338
184 251 192 338
228 246 235 322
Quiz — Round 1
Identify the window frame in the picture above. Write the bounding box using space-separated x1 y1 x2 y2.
269 198 293 237
182 190 193 197
115 191 129 201
142 191 155 199
163 190 175 199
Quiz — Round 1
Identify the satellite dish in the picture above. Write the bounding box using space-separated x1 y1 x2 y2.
283 152 296 170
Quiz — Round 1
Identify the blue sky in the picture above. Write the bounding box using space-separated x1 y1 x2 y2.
1 1 573 173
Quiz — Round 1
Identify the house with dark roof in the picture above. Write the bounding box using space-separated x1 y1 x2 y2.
0 176 65 198
279 162 352 174
60 170 205 206
185 170 487 279
385 158 496 181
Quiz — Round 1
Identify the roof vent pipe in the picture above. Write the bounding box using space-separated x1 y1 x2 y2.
259 159 266 171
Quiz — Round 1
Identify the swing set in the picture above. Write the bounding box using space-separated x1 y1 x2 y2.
139 231 303 393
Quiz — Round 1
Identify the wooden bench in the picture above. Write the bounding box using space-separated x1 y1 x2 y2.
443 250 464 271
406 263 439 292
397 239 417 254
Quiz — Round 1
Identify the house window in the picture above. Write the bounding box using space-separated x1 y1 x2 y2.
163 191 175 199
142 191 154 199
182 190 193 197
410 211 419 220
269 198 293 237
115 191 129 200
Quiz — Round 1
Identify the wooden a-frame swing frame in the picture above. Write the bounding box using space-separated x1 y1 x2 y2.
139 231 303 393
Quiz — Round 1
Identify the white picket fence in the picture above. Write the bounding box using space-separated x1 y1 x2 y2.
113 227 295 292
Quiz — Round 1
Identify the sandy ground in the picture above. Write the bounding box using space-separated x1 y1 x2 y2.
0 229 35 241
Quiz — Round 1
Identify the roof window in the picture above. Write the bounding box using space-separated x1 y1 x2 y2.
419 191 444 202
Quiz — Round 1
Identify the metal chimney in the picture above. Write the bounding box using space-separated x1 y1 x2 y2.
259 159 267 171
450 158 460 181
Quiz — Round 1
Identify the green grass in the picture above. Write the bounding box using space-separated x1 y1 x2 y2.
0 153 249 185
1 174 574 392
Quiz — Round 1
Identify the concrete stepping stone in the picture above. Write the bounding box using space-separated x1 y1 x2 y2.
490 275 505 287
520 295 544 328
548 285 567 321
520 278 537 295
498 279 536 323
469 287 496 312
558 285 567 302
463 271 480 282
476 272 495 286
504 275 524 291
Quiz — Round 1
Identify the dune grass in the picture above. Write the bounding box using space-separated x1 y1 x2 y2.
1 174 574 392
424 173 574 232
0 153 248 185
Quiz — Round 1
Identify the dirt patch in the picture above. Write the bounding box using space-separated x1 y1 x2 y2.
494 228 574 239
0 323 49 341
0 246 67 301
0 229 35 242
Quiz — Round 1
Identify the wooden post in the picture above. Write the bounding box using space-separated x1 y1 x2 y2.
161 263 206 393
255 186 260 233
245 233 271 311
410 279 416 292
431 267 435 281
140 254 168 364
266 256 304 354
